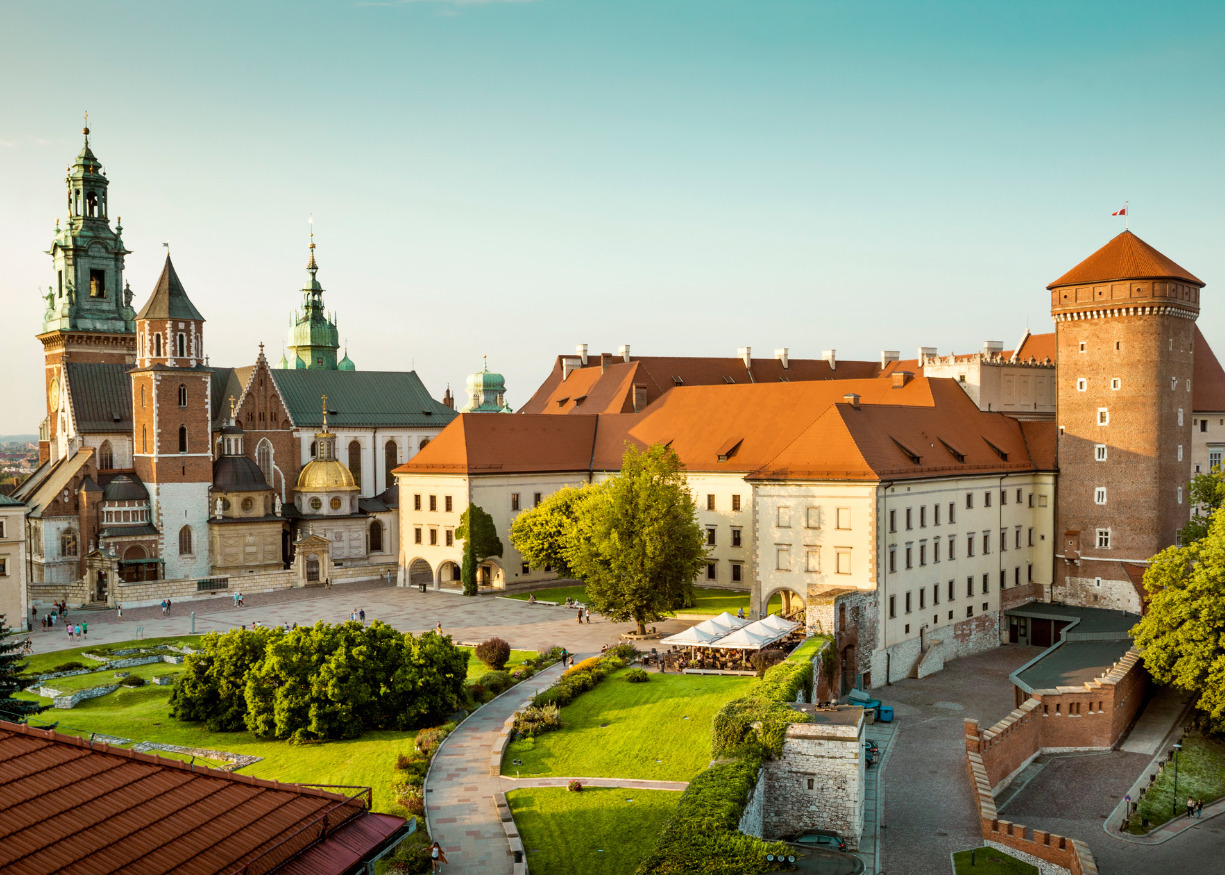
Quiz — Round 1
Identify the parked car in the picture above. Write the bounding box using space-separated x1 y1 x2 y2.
788 830 848 852
864 738 880 757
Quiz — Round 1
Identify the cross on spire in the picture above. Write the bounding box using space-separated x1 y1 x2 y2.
229 395 237 419
321 394 328 430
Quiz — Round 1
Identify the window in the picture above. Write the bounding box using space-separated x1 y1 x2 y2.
934 504 941 526
836 507 851 529
984 491 992 508
1079 341 1086 353
706 527 717 546
905 592 912 614
949 502 955 524
1098 408 1109 426
889 546 897 573
889 595 896 619
1111 378 1120 390
1001 490 1007 506
1178 445 1183 462
732 494 741 512
0 557 6 576
89 268 106 297
1076 378 1086 391
140 385 145 408
982 573 989 593
429 529 438 546
429 495 437 512
1015 567 1020 586
257 439 273 486
178 384 188 407
534 492 542 507
777 506 791 528
1094 487 1107 505
966 493 973 509
889 509 897 533
905 544 913 570
178 426 188 453
384 440 398 489
933 585 939 605
1097 528 1111 549
806 507 821 528
776 546 791 571
330 497 343 511
731 563 743 583
370 520 384 552
967 533 975 557
179 525 193 555
1095 444 1107 461
1211 448 1223 471
176 333 186 358
919 543 927 566
1000 528 1007 552
919 588 925 609
967 606 974 618
967 577 974 597
154 333 163 358
414 494 422 511
933 539 941 563
806 548 821 572
1016 488 1022 503
1178 485 1183 505
511 493 520 511
1172 376 1178 390
1178 408 1184 427
948 580 955 601
445 529 453 547
60 529 78 557
414 527 422 544
310 497 322 511
706 562 717 581
1202 420 1209 433
348 440 363 488
445 495 453 512
98 440 114 469
1015 527 1022 550
706 494 716 511
982 531 990 554
835 548 852 574
1038 495 1048 507
905 508 913 530
731 528 742 547
1029 527 1034 547
948 535 956 560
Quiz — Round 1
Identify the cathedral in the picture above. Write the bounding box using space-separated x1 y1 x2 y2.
10 125 456 609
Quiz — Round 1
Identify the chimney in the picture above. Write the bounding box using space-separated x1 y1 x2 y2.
600 352 612 373
982 340 1004 357
619 344 631 363
822 349 837 370
891 371 914 388
738 346 752 370
881 350 899 367
561 357 582 380
843 393 860 409
576 343 589 366
918 346 937 365
632 384 648 412
775 348 789 369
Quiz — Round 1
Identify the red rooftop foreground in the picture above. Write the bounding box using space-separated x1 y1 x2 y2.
0 721 411 875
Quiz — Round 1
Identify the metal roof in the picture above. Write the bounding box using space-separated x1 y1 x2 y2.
64 362 133 433
269 370 456 429
136 256 206 321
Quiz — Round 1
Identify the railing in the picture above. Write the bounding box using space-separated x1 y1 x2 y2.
196 576 230 592
223 786 371 875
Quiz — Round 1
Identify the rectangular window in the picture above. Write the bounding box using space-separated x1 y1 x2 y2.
836 548 852 575
706 561 717 581
919 543 927 566
1039 494 1048 507
776 546 791 570
1097 528 1111 549
905 545 913 570
982 573 989 593
836 507 851 530
1094 487 1107 505
731 528 742 547
731 563 743 583
1111 377 1121 390
706 494 716 511
919 588 926 609
889 509 896 533
732 494 741 512
534 492 542 507
984 491 992 508
967 606 974 618
1076 377 1087 391
414 527 422 545
1098 408 1109 425
934 504 941 526
920 506 927 527
889 546 897 574
1015 527 1022 550
413 494 422 511
1211 448 1223 470
445 529 454 547
933 584 940 605
948 580 955 601
445 495 453 512
1028 527 1034 547
807 506 821 528
1014 567 1020 586
889 595 896 619
1001 490 1007 506
806 548 821 573
949 502 956 524
429 529 438 546
429 495 437 512
948 535 956 560
933 539 941 563
983 531 991 554
966 492 974 509
1202 419 1209 433
905 508 913 530
905 592 912 614
511 493 520 511
706 527 717 546
1000 528 1007 551
778 506 791 528
522 563 530 574
967 577 974 598
1016 488 1022 503
1095 444 1107 461
967 533 975 557
0 557 6 576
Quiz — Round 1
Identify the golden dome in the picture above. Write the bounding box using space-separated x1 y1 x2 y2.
296 458 359 492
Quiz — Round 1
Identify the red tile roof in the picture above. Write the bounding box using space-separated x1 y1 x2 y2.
394 414 604 475
1193 326 1225 412
1014 332 1056 363
1048 231 1203 288
0 720 402 875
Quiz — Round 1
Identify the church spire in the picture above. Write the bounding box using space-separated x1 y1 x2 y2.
279 221 343 370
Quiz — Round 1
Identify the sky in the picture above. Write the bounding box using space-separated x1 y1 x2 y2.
3 0 1224 431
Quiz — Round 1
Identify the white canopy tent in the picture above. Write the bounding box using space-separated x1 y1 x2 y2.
693 612 751 636
706 619 789 650
660 624 727 647
757 614 800 635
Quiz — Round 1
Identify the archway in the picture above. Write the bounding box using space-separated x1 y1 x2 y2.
409 558 433 591
437 561 461 586
762 585 806 621
305 553 320 582
478 558 505 590
120 544 148 583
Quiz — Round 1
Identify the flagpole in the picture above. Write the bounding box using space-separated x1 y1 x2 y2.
1125 201 1129 231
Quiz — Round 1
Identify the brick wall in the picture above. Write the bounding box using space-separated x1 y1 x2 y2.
947 610 1002 660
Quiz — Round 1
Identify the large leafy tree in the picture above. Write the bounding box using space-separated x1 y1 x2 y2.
510 485 586 579
457 503 503 597
1179 470 1225 545
0 614 42 722
1133 505 1225 731
170 626 282 731
568 444 706 635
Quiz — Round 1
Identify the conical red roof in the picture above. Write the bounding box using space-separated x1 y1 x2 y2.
1048 231 1202 289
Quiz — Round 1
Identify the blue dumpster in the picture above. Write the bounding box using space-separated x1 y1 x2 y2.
877 705 894 723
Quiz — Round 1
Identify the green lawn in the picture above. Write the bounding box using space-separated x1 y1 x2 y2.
464 648 538 682
1132 733 1225 831
30 660 182 694
22 635 202 676
503 669 752 782
508 787 680 875
504 585 760 618
952 847 1039 874
505 585 589 605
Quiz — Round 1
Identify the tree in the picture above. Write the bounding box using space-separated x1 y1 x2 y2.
0 614 42 722
567 444 706 635
1133 505 1225 731
1179 470 1225 545
456 503 503 597
170 627 281 731
510 485 586 578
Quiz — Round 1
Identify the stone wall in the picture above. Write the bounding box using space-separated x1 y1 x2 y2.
1058 571 1142 614
870 636 921 686
947 610 1002 660
737 766 766 838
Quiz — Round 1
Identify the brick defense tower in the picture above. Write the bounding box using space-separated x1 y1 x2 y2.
131 256 212 581
37 122 137 463
1049 231 1204 611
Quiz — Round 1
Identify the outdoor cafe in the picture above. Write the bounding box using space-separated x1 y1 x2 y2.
651 612 805 674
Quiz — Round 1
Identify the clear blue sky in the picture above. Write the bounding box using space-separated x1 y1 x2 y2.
3 0 1224 430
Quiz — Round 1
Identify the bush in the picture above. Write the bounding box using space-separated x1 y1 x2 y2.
415 725 454 756
52 661 86 673
532 685 575 709
119 675 146 687
749 648 786 678
606 643 640 662
560 671 596 694
625 668 650 683
567 656 603 676
568 780 583 792
475 637 511 670
478 670 513 695
514 703 561 738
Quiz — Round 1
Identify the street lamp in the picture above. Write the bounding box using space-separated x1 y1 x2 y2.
1171 743 1183 816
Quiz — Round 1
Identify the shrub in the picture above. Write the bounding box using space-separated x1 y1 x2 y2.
514 703 561 738
560 671 596 694
625 668 650 683
568 780 583 792
474 637 511 670
119 675 146 687
602 656 626 671
478 670 513 695
538 643 561 659
606 642 639 662
532 686 575 709
415 725 453 756
52 661 86 673
749 648 786 678
567 656 603 676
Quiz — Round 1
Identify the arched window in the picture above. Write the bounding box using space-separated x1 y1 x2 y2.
86 192 98 217
98 440 114 469
348 440 363 489
257 439 274 487
419 438 430 451
60 529 78 557
310 440 317 458
177 333 186 358
384 440 398 489
141 425 147 453
140 385 146 408
154 333 162 358
178 426 188 453
370 519 384 553
178 384 188 407
179 525 193 555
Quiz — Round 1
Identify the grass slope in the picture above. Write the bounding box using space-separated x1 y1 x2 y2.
503 669 752 782
952 847 1039 874
508 787 681 875
1133 732 1225 831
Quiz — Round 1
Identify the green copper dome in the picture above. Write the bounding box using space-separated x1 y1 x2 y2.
460 357 513 413
281 232 343 370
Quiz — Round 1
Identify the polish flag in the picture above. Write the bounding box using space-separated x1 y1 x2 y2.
1112 205 1127 216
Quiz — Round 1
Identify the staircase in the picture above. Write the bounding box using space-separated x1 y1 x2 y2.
908 638 945 679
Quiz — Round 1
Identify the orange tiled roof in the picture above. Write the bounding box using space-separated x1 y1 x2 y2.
393 414 607 475
1194 326 1225 412
1048 231 1203 288
0 720 400 875
1014 332 1056 363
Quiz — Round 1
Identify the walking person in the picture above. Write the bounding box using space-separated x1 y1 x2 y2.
40 617 46 632
359 608 366 623
1188 796 1196 819
166 599 172 615
1197 798 1204 818
576 607 583 624
66 623 72 642
584 606 591 624
82 621 88 640
436 620 443 635
117 602 123 619
429 841 447 872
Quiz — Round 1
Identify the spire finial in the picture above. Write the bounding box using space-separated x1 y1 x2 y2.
229 395 237 419
321 394 328 430
83 111 89 140
483 354 488 372
307 214 318 272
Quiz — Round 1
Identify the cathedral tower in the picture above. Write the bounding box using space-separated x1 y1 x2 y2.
278 232 346 370
131 256 212 580
38 122 136 462
1049 231 1203 611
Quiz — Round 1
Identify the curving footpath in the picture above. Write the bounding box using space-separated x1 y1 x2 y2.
424 662 567 874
